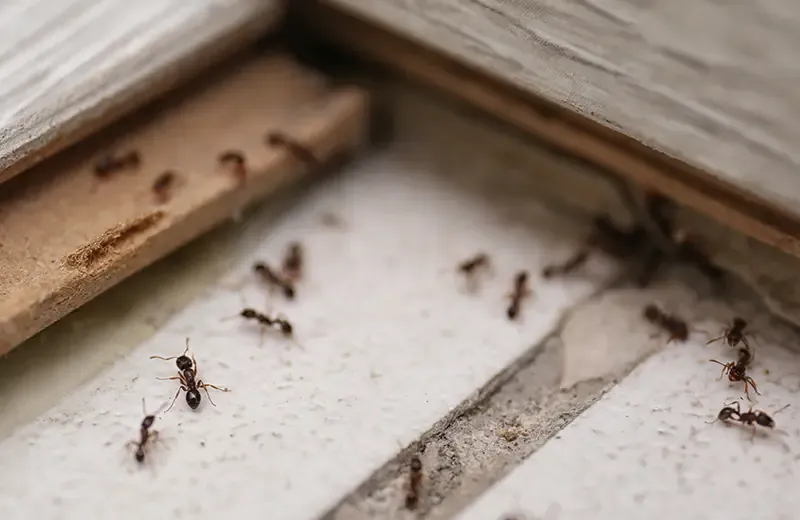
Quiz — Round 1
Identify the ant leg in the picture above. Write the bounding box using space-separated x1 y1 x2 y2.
163 387 184 413
709 360 729 379
706 336 725 345
744 377 760 401
156 376 181 381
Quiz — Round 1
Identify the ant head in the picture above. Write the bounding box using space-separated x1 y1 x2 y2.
283 286 296 299
516 271 529 284
732 317 747 329
241 308 257 319
718 407 737 421
756 413 775 428
141 415 156 429
175 356 193 371
186 390 201 410
643 305 659 321
410 456 422 471
253 262 266 273
135 447 145 463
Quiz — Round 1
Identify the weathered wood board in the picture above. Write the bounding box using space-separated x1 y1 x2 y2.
0 52 369 355
0 0 283 185
311 0 800 256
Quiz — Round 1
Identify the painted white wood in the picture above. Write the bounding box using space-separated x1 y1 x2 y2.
324 0 800 219
0 0 280 181
460 317 800 520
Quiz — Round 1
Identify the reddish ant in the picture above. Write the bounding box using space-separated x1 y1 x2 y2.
218 150 247 183
94 150 141 178
282 242 303 281
253 261 295 299
126 398 166 463
710 346 760 400
152 170 177 204
150 338 229 411
707 317 751 350
507 271 531 320
542 249 589 279
404 455 423 510
643 304 689 343
265 132 320 168
708 401 776 439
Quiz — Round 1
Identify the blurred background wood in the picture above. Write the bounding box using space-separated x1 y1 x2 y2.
0 0 283 185
308 0 800 258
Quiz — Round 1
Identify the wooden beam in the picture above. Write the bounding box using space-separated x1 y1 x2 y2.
0 52 369 355
0 0 284 185
303 1 800 259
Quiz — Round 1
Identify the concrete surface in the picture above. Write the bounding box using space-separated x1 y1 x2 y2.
0 139 616 519
460 315 800 520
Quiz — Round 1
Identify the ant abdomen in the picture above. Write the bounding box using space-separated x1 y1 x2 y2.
186 390 202 410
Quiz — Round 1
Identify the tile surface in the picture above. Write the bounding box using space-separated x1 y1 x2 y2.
0 143 615 519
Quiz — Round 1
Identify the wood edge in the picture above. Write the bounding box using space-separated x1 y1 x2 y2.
303 1 800 259
0 83 369 355
0 5 284 187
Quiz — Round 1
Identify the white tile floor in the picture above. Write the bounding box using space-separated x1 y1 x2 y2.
0 143 616 520
461 331 800 520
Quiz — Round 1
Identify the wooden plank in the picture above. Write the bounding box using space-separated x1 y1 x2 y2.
303 2 800 260
0 51 369 355
0 0 283 185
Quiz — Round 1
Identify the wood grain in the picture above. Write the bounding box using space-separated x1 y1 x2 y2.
314 1 800 221
304 1 800 260
0 0 283 185
0 52 369 355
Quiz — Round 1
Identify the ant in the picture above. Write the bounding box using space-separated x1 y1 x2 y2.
458 253 491 289
542 249 589 279
710 346 760 400
282 242 303 281
707 317 751 350
673 229 725 282
709 401 775 439
126 398 166 464
507 271 531 320
152 170 177 204
405 455 423 510
239 308 294 343
643 304 689 343
150 338 229 411
253 261 295 299
218 150 247 183
265 132 320 168
94 150 141 178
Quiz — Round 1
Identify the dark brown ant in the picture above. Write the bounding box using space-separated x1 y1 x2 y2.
507 271 531 320
643 304 689 343
218 150 247 183
126 398 166 463
253 261 295 299
710 346 759 400
152 170 177 204
150 338 229 411
542 249 589 279
587 216 647 259
282 242 303 281
404 455 423 509
458 253 491 290
265 132 320 168
709 401 775 438
239 308 294 338
707 317 750 350
94 150 141 178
